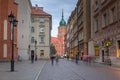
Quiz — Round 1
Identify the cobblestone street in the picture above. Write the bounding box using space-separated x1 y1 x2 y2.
38 59 120 80
0 59 120 80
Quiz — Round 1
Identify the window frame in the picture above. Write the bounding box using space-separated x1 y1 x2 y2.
31 37 34 43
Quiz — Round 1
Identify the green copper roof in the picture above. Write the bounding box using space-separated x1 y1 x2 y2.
59 9 66 26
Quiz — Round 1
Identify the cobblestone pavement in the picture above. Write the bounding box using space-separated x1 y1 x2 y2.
0 60 46 80
38 59 120 80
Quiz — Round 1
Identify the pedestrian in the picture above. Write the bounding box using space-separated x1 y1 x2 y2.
51 55 54 65
35 54 37 61
75 52 79 64
55 55 59 64
31 52 34 63
67 55 69 60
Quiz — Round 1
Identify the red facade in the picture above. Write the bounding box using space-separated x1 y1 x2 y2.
0 0 18 60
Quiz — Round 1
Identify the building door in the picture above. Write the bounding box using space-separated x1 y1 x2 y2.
102 50 104 62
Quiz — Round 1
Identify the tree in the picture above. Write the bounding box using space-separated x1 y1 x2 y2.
50 44 57 56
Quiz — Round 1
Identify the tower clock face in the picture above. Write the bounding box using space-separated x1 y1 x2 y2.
40 28 44 32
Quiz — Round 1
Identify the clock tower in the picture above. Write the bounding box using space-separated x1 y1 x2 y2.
58 9 67 55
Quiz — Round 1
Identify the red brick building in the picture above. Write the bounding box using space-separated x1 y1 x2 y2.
0 0 18 60
51 37 61 56
51 10 66 56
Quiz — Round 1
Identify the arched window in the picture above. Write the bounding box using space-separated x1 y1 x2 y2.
31 27 34 33
31 37 34 43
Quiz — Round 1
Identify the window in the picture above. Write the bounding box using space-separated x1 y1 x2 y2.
102 13 108 27
31 37 34 43
94 44 99 56
103 13 107 26
40 18 44 23
31 27 34 33
39 28 44 33
40 50 44 56
94 19 98 32
40 36 44 43
95 1 98 6
78 31 83 41
111 7 116 23
31 18 34 23
4 20 7 40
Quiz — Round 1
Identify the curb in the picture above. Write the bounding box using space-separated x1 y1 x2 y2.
34 61 47 80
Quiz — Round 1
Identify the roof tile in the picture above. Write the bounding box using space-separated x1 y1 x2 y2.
32 7 51 16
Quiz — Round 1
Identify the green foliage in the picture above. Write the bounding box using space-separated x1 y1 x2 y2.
50 44 57 56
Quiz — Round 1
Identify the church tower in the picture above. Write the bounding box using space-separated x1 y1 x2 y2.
58 9 67 55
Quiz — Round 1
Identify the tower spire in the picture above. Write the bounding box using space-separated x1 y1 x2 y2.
62 9 64 19
59 9 66 26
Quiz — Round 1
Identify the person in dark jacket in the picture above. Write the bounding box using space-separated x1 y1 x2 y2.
51 55 54 65
75 52 79 64
31 52 34 63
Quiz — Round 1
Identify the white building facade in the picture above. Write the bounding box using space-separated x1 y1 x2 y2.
30 5 52 59
15 0 31 60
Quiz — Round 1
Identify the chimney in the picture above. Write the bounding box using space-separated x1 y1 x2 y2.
35 4 43 11
39 7 43 11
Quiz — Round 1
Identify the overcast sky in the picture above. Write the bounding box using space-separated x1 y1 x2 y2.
31 0 77 37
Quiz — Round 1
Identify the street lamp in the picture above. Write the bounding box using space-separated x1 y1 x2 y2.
35 40 37 61
8 11 18 72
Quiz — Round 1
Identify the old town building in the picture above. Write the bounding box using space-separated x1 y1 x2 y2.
77 0 91 55
65 0 91 58
0 0 18 60
15 0 31 60
30 5 52 59
89 0 120 65
51 10 67 56
65 8 78 58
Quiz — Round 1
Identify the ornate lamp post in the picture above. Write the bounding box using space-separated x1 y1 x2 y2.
8 11 18 72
